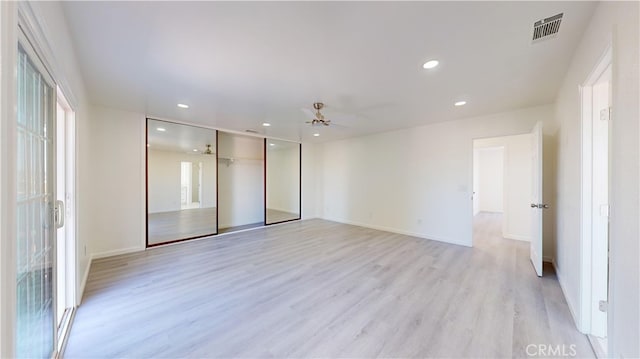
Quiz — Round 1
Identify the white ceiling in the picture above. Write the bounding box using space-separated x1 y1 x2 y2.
62 1 596 143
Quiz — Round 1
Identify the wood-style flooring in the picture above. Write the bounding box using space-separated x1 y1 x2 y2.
149 208 300 244
65 214 593 358
266 208 299 224
147 207 217 245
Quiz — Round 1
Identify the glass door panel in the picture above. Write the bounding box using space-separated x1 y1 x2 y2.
146 119 217 246
16 41 56 358
265 139 301 224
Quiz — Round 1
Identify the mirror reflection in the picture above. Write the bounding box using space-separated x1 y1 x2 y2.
266 139 301 224
146 119 217 245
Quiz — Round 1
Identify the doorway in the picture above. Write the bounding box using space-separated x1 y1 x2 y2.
472 132 541 275
580 47 611 358
180 161 203 210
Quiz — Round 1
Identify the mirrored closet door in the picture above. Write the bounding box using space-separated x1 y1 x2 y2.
146 119 217 246
265 139 301 224
217 132 265 233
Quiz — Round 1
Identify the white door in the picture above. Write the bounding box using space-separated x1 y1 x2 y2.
530 121 544 277
591 65 611 338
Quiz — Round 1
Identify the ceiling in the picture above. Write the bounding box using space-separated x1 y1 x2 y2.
62 1 596 143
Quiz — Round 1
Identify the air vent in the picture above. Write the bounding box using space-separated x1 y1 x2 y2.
532 13 563 43
245 129 259 134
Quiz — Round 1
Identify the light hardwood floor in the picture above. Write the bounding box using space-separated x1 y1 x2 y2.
65 215 593 358
147 207 217 245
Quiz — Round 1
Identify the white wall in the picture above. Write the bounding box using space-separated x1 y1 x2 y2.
474 135 533 242
302 143 322 219
266 143 300 214
217 132 264 228
475 147 504 213
88 106 146 258
322 104 555 247
554 2 639 357
147 149 216 213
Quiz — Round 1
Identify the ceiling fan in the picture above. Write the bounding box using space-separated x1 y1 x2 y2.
303 102 331 126
203 144 214 155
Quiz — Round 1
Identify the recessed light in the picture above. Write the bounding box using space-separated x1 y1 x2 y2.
156 127 166 132
262 122 271 127
423 60 439 69
313 133 320 137
454 101 467 106
193 149 198 152
177 103 189 109
269 143 275 146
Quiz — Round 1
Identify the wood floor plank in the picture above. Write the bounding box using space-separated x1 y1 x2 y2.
64 215 594 358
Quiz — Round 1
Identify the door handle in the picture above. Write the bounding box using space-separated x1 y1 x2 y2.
531 203 550 209
55 200 65 229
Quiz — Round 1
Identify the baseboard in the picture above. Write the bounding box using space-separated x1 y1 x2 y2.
78 255 92 305
551 258 582 331
322 217 472 247
543 255 554 263
92 246 145 260
504 233 531 242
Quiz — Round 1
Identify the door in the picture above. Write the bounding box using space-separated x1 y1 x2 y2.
530 121 544 277
591 65 611 339
16 36 59 357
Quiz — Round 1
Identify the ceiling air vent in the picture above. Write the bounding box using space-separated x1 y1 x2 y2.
532 13 563 43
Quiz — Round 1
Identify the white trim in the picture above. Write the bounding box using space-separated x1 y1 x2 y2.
579 45 612 335
77 257 92 305
140 117 147 250
0 3 18 357
552 259 581 331
92 246 145 260
322 217 472 247
16 2 78 109
504 233 531 242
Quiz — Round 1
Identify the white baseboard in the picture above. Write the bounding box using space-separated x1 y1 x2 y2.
504 233 531 242
92 246 144 260
78 256 92 305
551 258 582 331
322 217 472 247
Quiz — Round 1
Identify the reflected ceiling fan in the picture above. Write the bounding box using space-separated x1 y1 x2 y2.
203 144 214 155
303 102 331 126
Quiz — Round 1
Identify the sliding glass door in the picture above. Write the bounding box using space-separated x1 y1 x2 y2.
16 38 57 358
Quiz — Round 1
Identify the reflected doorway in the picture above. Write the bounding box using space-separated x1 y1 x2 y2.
180 161 203 210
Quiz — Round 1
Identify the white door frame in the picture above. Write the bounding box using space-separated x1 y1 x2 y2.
579 45 612 339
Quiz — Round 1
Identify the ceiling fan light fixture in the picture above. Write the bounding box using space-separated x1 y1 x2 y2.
203 144 213 155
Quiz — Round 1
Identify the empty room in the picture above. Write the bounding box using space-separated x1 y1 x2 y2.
0 1 638 358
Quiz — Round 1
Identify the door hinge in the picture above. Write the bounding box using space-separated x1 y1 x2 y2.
599 300 608 312
600 107 612 121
